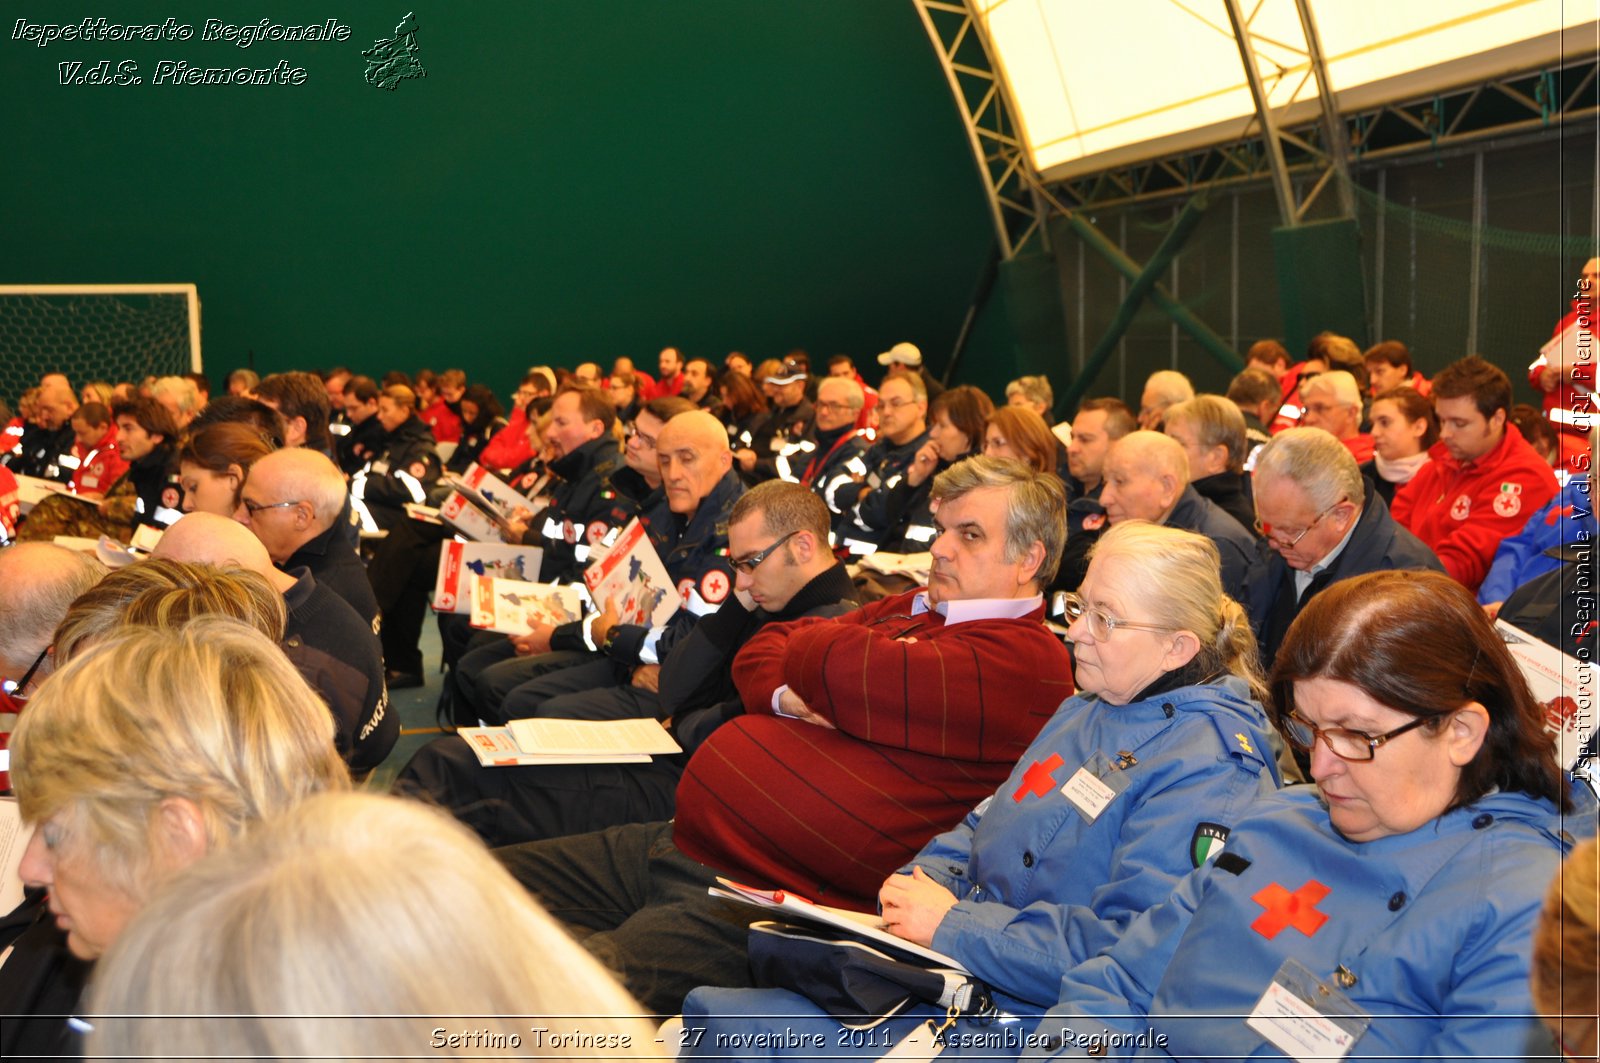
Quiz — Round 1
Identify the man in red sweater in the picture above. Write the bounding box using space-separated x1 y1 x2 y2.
1393 355 1559 593
495 456 1074 1013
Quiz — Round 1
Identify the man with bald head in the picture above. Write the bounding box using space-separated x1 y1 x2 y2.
0 543 103 721
153 513 395 773
1098 430 1256 597
235 447 378 629
457 409 744 726
4 379 79 482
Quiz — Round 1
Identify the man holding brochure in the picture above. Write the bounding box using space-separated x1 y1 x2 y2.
495 456 1073 1013
394 480 859 847
457 410 743 724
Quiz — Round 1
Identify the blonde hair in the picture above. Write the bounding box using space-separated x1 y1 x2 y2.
86 792 656 1061
1088 521 1267 703
1532 836 1600 1054
11 618 349 899
53 558 285 664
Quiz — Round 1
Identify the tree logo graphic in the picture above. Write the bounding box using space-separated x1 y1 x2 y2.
363 12 427 90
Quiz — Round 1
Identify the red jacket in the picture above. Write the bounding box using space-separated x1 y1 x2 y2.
647 371 685 401
1341 433 1375 465
0 465 17 541
1528 300 1597 433
1391 424 1559 592
673 590 1074 910
69 425 127 496
421 398 462 444
477 407 533 473
1268 363 1312 434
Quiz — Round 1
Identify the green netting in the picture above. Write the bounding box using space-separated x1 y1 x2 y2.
1344 175 1596 258
0 291 197 408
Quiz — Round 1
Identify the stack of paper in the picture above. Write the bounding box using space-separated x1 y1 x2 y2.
458 717 682 768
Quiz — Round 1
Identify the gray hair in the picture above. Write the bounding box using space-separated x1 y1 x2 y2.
1252 427 1365 512
931 456 1067 588
882 371 927 403
1006 375 1054 410
1088 521 1267 703
1164 394 1249 474
1143 370 1195 407
251 447 348 526
0 544 104 678
150 375 201 416
818 376 865 410
1299 370 1362 409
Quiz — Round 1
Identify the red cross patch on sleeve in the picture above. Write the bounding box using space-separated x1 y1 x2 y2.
700 569 730 603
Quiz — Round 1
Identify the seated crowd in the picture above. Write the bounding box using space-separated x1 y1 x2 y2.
0 331 1595 1061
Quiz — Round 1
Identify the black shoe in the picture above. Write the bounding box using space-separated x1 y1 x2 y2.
385 669 424 690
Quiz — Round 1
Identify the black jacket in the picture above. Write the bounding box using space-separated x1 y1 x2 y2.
845 430 935 553
1192 471 1257 535
285 517 380 630
281 569 396 774
663 561 861 754
1053 481 1107 602
335 414 387 476
125 441 185 530
1244 481 1442 668
746 398 815 483
533 436 629 584
2 423 76 482
1167 484 1256 600
352 415 442 530
0 891 90 1062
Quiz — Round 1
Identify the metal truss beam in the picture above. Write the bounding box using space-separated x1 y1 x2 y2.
1048 56 1600 213
912 0 1049 259
1222 0 1354 227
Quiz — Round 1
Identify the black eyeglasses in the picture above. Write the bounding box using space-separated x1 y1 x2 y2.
1282 709 1434 762
625 423 657 450
3 645 49 702
730 530 799 574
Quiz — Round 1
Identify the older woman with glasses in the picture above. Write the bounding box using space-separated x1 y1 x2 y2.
1028 568 1593 1062
680 521 1282 1058
2 619 349 1058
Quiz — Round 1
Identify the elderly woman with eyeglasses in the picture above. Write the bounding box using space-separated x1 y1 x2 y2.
2 619 348 1058
1025 568 1594 1062
680 521 1283 1059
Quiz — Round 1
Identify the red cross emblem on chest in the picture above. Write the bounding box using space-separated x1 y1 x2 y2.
1012 753 1064 802
1251 879 1330 940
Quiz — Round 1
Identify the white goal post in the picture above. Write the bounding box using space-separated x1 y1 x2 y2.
0 283 202 407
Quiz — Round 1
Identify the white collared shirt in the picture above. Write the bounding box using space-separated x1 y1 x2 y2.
773 592 1045 711
1291 511 1361 600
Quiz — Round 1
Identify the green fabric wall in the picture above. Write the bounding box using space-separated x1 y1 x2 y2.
4 1 999 395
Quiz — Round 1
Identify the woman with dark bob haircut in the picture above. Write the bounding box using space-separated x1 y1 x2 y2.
1033 569 1591 1061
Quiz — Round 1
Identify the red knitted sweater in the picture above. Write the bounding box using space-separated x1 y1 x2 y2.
672 590 1074 910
